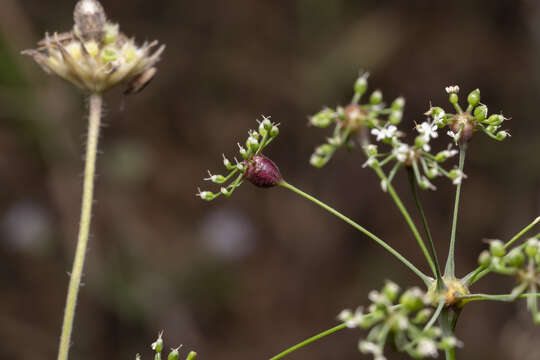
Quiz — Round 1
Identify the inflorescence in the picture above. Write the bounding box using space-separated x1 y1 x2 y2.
197 116 282 201
137 332 197 360
338 281 461 360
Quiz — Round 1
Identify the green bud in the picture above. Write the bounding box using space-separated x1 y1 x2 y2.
473 104 488 121
186 351 197 360
315 144 334 156
414 135 427 148
486 114 504 125
246 136 259 152
382 281 400 302
370 90 383 105
440 337 461 351
467 89 480 107
525 239 539 258
505 248 525 267
223 155 234 170
363 144 378 156
495 131 509 141
310 108 335 128
490 240 506 257
310 154 326 168
354 74 369 96
448 169 462 181
391 96 405 110
413 308 433 324
168 348 180 360
270 126 279 137
238 145 248 159
449 93 458 104
210 174 226 184
389 110 403 125
152 334 164 353
478 250 491 267
486 124 498 133
399 288 424 312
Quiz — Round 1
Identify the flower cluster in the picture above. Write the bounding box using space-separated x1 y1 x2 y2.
478 236 540 323
338 281 461 360
22 0 165 94
309 73 406 168
137 332 197 360
427 86 510 144
197 117 282 201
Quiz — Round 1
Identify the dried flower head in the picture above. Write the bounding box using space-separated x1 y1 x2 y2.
22 0 165 94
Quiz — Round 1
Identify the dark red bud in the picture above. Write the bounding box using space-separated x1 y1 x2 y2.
244 155 282 188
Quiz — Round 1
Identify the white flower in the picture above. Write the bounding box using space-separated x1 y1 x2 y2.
433 110 446 125
359 341 385 359
417 121 438 140
447 130 460 142
362 156 378 168
417 338 438 358
393 143 412 163
338 308 364 328
371 125 397 141
445 85 460 94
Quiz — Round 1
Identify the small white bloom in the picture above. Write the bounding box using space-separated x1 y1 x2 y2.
432 110 446 125
362 156 378 168
445 85 460 94
371 125 397 141
447 130 460 142
417 338 438 358
417 121 438 140
393 143 412 163
359 341 385 358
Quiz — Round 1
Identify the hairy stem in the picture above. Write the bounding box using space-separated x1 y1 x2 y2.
57 94 102 360
280 181 431 285
372 166 438 279
444 143 467 278
407 167 443 287
269 323 347 360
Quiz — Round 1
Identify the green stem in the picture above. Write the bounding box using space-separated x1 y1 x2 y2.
407 167 443 287
444 143 467 278
439 307 460 360
372 166 438 279
504 216 540 250
57 94 102 360
280 181 431 285
456 292 540 303
269 323 347 360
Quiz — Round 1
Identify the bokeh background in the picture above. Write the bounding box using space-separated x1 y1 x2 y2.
1 0 540 359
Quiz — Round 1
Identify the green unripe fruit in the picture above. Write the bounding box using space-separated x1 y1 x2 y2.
310 109 335 128
413 308 433 324
389 110 403 125
505 248 525 267
525 239 539 258
354 75 368 96
474 104 488 121
495 131 509 141
168 348 180 360
310 154 325 168
415 135 427 148
490 240 506 257
270 126 279 137
186 351 198 360
467 89 480 107
391 97 405 110
382 281 400 302
399 288 424 312
478 250 491 267
486 114 503 125
370 90 383 105
449 93 458 104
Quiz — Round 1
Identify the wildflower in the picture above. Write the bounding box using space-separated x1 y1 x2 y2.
416 121 438 141
22 0 165 94
445 85 460 94
372 125 398 142
359 341 386 360
416 338 438 358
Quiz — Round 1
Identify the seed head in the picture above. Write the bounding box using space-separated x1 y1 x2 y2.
244 155 283 188
22 0 165 94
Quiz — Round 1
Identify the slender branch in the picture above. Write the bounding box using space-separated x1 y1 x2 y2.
279 181 431 285
57 94 102 360
444 143 467 278
407 167 443 287
372 166 438 279
424 300 445 331
504 216 540 250
456 292 540 303
269 323 347 360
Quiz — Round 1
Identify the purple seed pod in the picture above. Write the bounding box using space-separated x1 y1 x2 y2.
244 155 283 188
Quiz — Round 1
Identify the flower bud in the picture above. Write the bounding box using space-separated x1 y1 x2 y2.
391 96 405 110
244 155 283 187
505 248 525 267
399 288 424 312
186 351 197 360
315 144 334 156
363 144 378 156
467 89 480 107
486 114 503 125
168 348 180 360
270 126 279 137
495 130 509 141
490 240 506 258
473 104 488 121
370 90 383 105
413 308 433 324
382 281 400 302
478 250 491 267
449 93 458 104
310 109 335 128
354 73 369 96
246 136 259 152
525 239 539 258
152 333 164 353
389 110 403 125
310 154 326 168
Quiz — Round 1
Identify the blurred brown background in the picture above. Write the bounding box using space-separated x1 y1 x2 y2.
1 0 540 359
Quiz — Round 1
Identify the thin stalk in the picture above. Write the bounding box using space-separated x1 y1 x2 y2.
280 181 431 285
372 166 438 279
456 292 540 303
57 94 102 360
424 300 445 331
439 307 460 360
269 323 347 360
444 143 467 278
407 167 443 288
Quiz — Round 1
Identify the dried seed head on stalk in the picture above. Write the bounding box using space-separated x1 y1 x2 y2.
22 0 165 94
